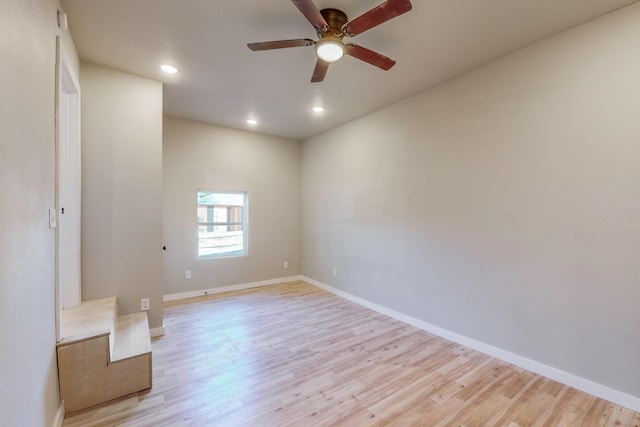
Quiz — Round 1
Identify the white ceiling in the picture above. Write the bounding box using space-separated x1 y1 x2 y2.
61 0 637 141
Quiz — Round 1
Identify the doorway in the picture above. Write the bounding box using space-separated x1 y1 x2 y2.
55 36 81 341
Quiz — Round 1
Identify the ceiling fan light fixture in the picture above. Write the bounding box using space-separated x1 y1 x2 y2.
315 38 345 63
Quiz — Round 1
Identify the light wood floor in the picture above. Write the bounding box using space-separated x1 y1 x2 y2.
63 281 640 426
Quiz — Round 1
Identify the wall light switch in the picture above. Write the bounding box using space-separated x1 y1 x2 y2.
283 261 289 269
332 268 337 277
49 208 57 229
185 270 192 279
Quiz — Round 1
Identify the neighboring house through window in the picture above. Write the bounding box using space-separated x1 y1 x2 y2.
197 190 247 258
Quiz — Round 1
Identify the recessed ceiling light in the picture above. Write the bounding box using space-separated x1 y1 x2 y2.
313 106 325 113
160 64 178 74
246 119 257 125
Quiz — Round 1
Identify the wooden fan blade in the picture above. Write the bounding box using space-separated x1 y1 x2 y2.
346 44 396 70
291 0 328 31
311 59 329 82
343 0 412 36
247 39 315 51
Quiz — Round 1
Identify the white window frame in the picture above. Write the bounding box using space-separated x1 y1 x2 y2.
197 190 248 259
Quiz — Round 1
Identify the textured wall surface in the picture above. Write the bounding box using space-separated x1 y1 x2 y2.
0 0 78 425
163 116 301 295
81 63 164 328
302 3 640 399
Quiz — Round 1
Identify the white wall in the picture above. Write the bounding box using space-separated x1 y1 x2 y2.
163 116 300 295
0 0 78 425
302 3 640 401
81 63 164 328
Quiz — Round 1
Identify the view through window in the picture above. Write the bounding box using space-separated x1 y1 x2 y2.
197 191 247 258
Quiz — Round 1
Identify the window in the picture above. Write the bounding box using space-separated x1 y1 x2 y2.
197 191 247 258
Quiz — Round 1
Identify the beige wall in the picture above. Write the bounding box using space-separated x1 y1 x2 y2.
163 116 300 295
81 63 164 328
0 0 78 425
302 3 640 399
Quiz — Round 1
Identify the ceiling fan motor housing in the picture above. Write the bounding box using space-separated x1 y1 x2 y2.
319 8 348 38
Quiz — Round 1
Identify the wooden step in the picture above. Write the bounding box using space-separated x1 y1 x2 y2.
59 297 117 357
112 312 152 362
56 297 152 413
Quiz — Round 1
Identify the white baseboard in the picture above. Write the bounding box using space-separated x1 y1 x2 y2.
53 400 64 427
163 276 301 302
300 275 640 413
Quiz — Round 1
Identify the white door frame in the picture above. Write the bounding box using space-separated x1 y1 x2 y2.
55 36 82 341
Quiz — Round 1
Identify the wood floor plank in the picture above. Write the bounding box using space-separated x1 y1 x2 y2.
63 281 640 426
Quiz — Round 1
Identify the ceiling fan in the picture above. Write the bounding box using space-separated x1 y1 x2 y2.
247 0 413 82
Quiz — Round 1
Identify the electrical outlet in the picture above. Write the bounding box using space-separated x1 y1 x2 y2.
283 261 289 269
141 298 150 311
185 270 191 279
332 268 337 277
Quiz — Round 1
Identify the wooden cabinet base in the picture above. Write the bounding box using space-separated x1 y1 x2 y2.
57 335 152 413
57 306 153 414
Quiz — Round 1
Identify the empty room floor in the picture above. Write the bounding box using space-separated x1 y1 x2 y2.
63 281 640 426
